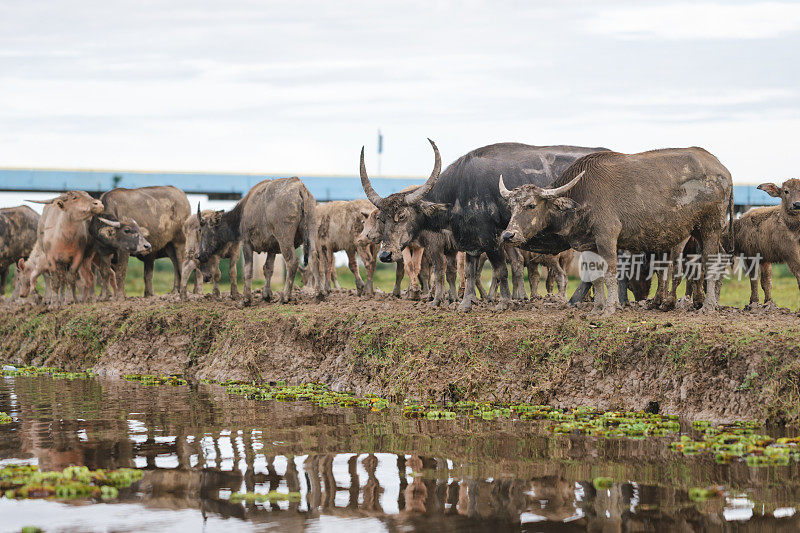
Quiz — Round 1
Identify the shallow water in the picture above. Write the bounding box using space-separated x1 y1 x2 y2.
1 375 800 532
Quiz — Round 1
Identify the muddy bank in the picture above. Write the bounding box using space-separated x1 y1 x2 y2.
1 292 799 423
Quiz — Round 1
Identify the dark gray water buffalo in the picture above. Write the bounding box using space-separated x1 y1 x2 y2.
500 148 734 316
0 206 39 298
88 215 152 299
195 177 321 304
360 140 607 311
100 186 190 297
181 209 241 300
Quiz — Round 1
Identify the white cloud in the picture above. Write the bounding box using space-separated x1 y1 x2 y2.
586 2 800 40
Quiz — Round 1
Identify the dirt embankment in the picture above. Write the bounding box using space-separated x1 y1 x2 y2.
1 292 800 424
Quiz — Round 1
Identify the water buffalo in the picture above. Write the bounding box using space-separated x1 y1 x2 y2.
357 194 431 299
100 186 190 297
734 179 800 308
500 148 734 316
24 191 104 305
316 199 378 296
360 140 607 311
88 215 152 299
195 177 321 304
0 206 39 299
181 209 241 300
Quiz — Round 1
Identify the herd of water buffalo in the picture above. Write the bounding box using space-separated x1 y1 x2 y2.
0 141 798 317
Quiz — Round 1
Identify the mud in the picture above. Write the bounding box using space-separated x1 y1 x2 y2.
1 290 799 424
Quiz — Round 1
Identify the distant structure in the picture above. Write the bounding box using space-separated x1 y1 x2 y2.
0 167 425 202
0 167 783 209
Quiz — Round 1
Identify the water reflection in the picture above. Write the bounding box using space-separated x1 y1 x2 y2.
2 375 800 532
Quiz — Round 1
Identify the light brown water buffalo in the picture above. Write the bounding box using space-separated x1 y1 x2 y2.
523 249 574 300
0 205 39 299
24 191 104 305
88 215 152 299
195 177 321 304
500 148 733 316
181 209 241 300
734 179 800 308
100 186 190 297
316 199 378 296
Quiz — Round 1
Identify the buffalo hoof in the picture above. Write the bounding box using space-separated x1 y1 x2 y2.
229 292 240 300
494 300 510 311
457 300 473 313
659 298 677 311
698 304 718 315
405 288 421 301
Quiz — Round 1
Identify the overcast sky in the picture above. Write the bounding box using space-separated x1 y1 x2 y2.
1 0 798 182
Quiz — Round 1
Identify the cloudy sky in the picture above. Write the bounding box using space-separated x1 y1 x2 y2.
1 0 798 181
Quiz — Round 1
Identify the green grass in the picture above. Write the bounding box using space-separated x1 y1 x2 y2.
5 254 799 309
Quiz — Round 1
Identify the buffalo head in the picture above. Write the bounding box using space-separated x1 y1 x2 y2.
499 171 585 246
196 207 227 263
758 179 800 216
28 191 103 220
96 217 152 254
360 139 446 262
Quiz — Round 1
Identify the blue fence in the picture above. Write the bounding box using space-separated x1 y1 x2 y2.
0 168 783 207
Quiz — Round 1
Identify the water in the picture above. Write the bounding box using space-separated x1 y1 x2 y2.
1 375 799 532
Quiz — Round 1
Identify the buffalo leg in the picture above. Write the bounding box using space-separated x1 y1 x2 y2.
428 249 447 307
346 248 366 295
279 239 299 303
143 256 156 297
475 254 488 300
487 248 511 305
262 252 276 301
180 258 199 300
445 251 458 303
553 261 569 300
529 262 541 298
0 267 6 298
404 247 423 300
505 246 526 300
115 251 130 299
699 228 722 312
457 253 480 312
760 262 772 304
593 234 620 316
229 254 240 299
164 244 181 294
193 267 202 294
242 244 255 304
358 244 376 297
569 282 591 305
392 259 404 297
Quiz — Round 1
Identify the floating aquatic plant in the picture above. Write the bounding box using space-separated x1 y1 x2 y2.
223 381 390 411
670 422 798 467
1 464 143 500
1 366 93 379
123 374 187 386
0 412 12 424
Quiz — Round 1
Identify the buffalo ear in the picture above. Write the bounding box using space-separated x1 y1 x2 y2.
99 226 116 240
359 207 374 219
553 197 579 211
418 201 448 217
757 183 781 198
55 199 65 209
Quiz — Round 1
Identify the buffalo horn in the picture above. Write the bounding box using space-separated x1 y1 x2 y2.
404 138 441 204
359 146 384 208
536 171 585 199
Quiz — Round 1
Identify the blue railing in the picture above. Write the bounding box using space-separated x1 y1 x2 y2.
0 168 784 206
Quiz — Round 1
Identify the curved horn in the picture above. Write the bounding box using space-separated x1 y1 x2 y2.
196 202 203 225
360 146 384 207
98 217 121 228
537 170 585 199
25 198 59 204
404 138 441 204
498 175 512 199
